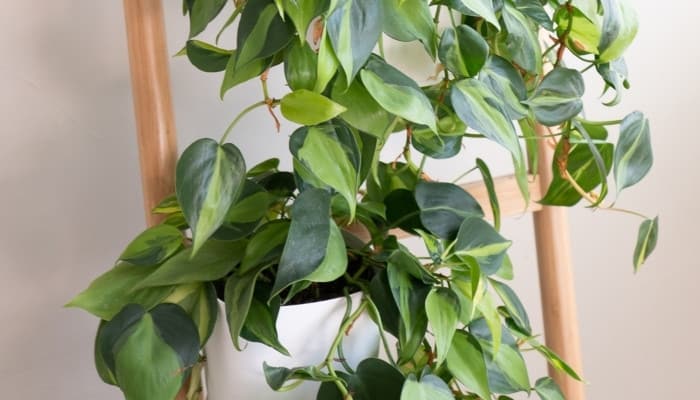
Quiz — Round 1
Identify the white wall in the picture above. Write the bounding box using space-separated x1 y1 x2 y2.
0 1 696 399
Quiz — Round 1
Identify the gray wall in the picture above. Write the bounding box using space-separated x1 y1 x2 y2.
1 1 696 398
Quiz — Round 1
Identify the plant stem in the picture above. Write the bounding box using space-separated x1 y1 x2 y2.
323 299 369 400
219 100 271 144
576 117 623 126
561 170 650 219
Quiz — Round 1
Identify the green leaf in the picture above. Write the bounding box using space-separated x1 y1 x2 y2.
280 90 347 125
540 141 613 206
271 189 335 295
185 40 232 72
514 0 554 31
235 0 294 70
331 75 394 139
326 0 383 82
176 139 246 254
597 58 629 106
454 216 512 275
415 181 484 240
450 80 526 198
137 240 247 288
571 0 599 22
225 260 272 349
220 51 271 97
388 263 431 362
479 56 528 120
475 158 501 231
173 282 218 346
389 246 437 284
66 265 173 320
458 0 500 29
480 339 530 392
382 0 437 58
263 364 336 391
598 0 639 63
240 220 290 273
400 374 454 400
188 0 227 38
446 331 491 400
296 126 359 218
614 111 653 194
314 29 340 93
490 279 531 334
285 42 318 91
280 0 330 43
242 294 289 355
361 56 437 132
247 158 280 178
426 288 461 366
534 377 565 400
501 3 542 74
349 359 406 399
439 25 489 79
574 120 611 207
633 217 659 272
100 304 200 400
525 67 585 126
221 180 271 224
119 225 183 266
476 292 502 353
555 6 602 55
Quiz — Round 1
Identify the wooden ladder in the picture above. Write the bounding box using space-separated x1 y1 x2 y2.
122 1 585 399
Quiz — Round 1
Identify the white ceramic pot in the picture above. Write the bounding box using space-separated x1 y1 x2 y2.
204 293 380 400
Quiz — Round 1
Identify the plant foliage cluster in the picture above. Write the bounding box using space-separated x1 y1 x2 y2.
69 0 657 399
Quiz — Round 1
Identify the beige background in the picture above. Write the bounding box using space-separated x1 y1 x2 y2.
1 1 697 398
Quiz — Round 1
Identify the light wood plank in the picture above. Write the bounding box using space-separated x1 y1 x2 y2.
532 124 586 399
123 0 178 227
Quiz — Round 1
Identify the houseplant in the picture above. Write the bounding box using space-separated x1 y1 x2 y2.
67 0 658 399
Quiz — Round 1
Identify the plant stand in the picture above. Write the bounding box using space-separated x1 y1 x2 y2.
121 1 585 398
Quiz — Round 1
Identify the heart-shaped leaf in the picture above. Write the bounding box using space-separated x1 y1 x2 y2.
633 217 658 272
598 0 639 62
326 0 383 82
426 288 461 366
526 67 585 126
382 0 437 58
185 40 232 72
501 3 542 74
119 224 183 266
176 138 246 254
614 111 653 194
280 89 347 125
400 374 454 400
415 181 484 240
446 331 491 400
439 25 489 78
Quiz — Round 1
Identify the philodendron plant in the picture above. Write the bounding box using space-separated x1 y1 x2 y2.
68 0 657 399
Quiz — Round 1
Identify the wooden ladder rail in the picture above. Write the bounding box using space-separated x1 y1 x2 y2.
121 1 585 398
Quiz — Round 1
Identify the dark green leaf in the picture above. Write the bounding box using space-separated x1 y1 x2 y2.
388 265 431 362
361 56 437 132
385 189 424 234
446 331 491 400
137 240 246 288
633 217 658 272
240 220 290 273
480 340 530 392
236 0 294 69
119 224 183 266
454 217 511 275
349 358 406 400
188 0 227 38
525 67 585 126
280 0 330 44
176 139 246 254
382 0 437 57
242 294 289 355
220 52 271 97
326 0 383 82
439 25 489 78
185 40 232 72
272 189 347 295
247 158 280 178
281 90 347 125
415 181 484 240
168 282 218 345
614 111 653 194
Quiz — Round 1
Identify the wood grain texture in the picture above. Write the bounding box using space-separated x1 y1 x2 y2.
532 124 586 399
123 0 178 227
